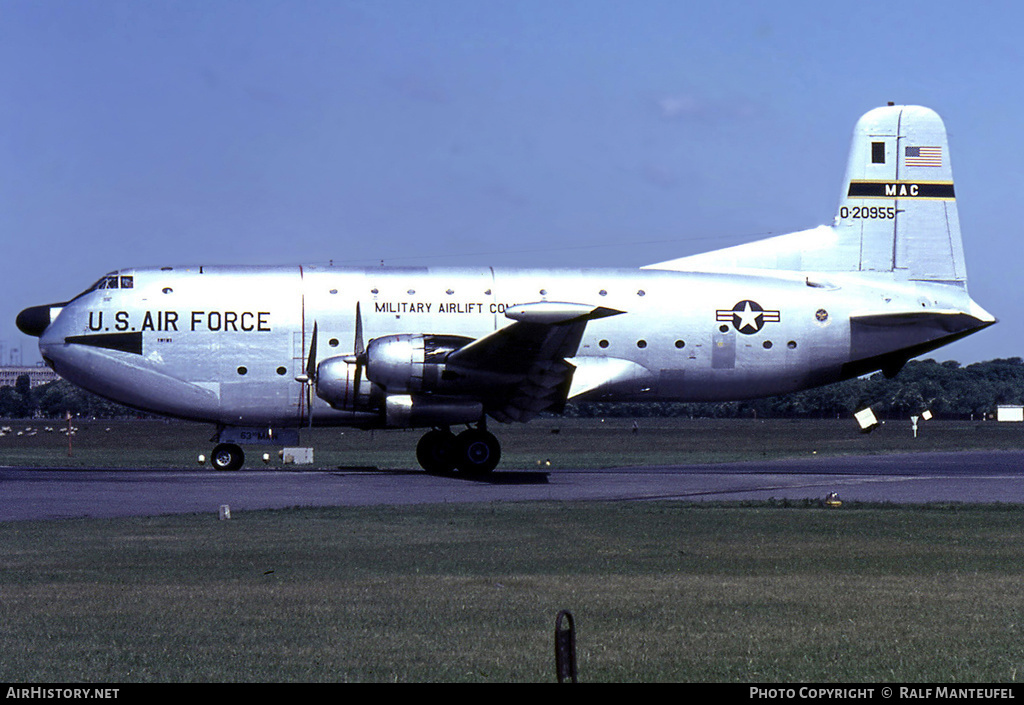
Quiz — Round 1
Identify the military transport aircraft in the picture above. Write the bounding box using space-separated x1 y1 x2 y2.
17 105 995 474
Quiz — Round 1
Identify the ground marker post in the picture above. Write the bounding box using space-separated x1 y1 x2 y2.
555 610 577 683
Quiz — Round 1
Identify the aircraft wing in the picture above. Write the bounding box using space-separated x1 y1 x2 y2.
446 302 623 422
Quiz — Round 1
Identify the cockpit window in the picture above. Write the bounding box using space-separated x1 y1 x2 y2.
71 272 130 301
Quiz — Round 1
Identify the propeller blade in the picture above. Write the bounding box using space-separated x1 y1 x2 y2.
306 382 314 427
306 322 318 427
352 304 365 407
306 322 319 380
354 302 365 358
353 358 363 406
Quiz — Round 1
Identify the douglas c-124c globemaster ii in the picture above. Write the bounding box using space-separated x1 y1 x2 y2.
17 105 995 473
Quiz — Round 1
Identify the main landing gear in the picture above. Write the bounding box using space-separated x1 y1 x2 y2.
206 425 501 475
211 442 245 472
416 425 501 476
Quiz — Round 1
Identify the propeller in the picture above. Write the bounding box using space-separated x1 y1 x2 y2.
344 302 367 406
297 304 366 419
296 321 318 426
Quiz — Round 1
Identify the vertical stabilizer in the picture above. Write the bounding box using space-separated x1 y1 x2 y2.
643 105 968 285
837 104 965 283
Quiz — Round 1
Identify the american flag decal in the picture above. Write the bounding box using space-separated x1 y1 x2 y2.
905 146 942 167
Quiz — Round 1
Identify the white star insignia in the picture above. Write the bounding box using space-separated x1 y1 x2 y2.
734 301 762 332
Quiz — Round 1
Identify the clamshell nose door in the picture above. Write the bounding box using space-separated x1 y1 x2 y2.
16 303 65 338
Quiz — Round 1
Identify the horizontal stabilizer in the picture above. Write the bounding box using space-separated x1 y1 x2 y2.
843 309 995 379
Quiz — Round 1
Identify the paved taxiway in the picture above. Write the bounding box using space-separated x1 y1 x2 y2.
2 450 1023 521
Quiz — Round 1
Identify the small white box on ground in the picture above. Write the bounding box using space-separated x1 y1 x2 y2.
854 407 879 432
282 447 314 464
997 406 1024 422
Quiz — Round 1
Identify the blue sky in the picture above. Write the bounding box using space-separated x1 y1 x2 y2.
2 0 1020 365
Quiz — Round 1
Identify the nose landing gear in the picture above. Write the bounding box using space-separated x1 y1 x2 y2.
416 425 501 476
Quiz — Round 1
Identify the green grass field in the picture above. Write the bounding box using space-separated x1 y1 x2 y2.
2 418 1024 682
3 502 1024 682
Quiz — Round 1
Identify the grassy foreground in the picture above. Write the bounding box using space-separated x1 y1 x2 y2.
2 416 1024 469
3 418 1024 682
3 501 1024 683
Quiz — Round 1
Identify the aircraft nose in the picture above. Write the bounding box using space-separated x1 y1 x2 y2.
16 304 62 338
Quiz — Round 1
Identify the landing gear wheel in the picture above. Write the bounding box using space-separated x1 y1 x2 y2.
454 428 501 476
416 429 457 474
211 443 244 471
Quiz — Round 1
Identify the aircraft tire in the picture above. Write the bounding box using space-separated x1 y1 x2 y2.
454 429 501 476
211 443 244 471
416 429 457 474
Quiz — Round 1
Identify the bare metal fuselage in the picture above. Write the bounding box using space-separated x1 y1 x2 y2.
35 263 987 428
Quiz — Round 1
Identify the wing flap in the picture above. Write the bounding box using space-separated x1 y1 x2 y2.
448 302 622 372
447 302 623 421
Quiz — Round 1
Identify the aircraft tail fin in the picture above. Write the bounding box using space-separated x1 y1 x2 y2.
644 105 968 285
835 104 964 282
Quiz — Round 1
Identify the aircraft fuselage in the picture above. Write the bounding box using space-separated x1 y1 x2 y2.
30 263 981 429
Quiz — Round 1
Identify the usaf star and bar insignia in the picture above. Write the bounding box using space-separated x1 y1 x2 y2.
716 300 781 335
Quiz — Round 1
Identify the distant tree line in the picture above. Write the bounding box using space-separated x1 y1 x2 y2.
0 377 137 419
2 357 1024 420
566 357 1024 421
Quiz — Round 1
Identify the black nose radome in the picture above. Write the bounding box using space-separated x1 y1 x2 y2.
16 304 63 337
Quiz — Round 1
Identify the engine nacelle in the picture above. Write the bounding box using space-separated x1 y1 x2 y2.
365 334 472 393
315 356 373 410
384 394 483 428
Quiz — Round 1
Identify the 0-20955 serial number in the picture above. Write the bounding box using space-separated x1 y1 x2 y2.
838 206 896 220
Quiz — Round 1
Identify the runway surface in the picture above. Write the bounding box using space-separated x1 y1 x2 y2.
2 450 1023 521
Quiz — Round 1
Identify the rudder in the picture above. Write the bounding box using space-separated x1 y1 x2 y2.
836 104 965 283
